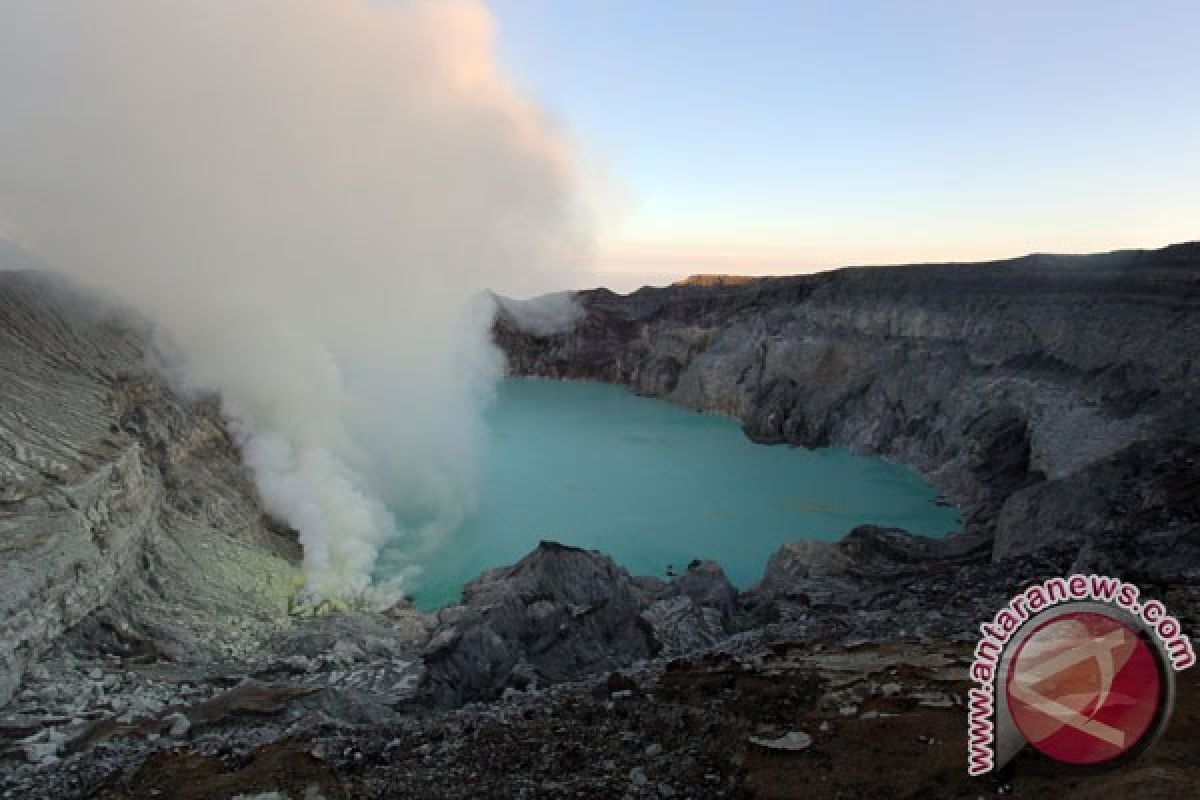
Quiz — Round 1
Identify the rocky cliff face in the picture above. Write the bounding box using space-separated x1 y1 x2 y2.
0 272 304 707
420 541 751 707
496 243 1200 571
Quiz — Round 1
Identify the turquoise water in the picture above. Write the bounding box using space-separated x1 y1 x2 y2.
398 378 960 610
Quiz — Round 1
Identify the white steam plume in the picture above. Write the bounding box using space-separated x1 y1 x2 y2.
0 1 586 602
492 291 587 336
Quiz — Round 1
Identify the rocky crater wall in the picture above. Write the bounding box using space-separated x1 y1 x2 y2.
0 272 303 706
495 243 1200 569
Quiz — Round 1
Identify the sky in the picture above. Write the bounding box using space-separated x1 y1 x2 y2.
488 0 1200 289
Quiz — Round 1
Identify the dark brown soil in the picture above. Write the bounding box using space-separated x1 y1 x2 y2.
86 642 1200 799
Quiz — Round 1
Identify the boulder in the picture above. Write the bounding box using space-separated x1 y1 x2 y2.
420 542 660 707
672 559 738 624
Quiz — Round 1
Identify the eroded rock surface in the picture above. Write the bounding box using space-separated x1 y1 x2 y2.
0 272 430 732
0 272 305 707
421 541 662 707
496 242 1200 564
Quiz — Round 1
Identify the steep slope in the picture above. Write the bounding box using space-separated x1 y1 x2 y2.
0 271 303 706
496 243 1200 567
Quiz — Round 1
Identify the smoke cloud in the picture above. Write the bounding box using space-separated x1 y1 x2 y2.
491 291 586 336
0 1 586 602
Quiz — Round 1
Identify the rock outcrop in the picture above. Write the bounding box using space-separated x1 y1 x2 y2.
0 271 303 706
421 542 747 707
495 242 1200 566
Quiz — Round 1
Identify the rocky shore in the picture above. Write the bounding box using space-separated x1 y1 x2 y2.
2 244 1200 798
496 242 1200 577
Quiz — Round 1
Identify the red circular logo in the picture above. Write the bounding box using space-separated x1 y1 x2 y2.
1005 611 1162 765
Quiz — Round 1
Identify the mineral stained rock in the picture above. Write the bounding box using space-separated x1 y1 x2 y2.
0 271 303 706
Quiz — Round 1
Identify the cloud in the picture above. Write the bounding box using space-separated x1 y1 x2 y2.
492 291 586 336
0 0 587 602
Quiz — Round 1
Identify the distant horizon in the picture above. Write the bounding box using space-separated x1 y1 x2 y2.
491 1 1200 289
4 235 1198 297
541 237 1200 294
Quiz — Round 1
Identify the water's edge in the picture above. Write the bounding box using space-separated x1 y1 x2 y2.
388 377 960 611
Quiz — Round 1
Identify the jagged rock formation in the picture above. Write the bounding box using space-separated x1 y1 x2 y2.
417 526 1064 708
495 242 1200 570
13 521 1196 797
0 271 303 707
420 542 744 707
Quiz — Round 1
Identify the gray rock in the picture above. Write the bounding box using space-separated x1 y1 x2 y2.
165 712 191 738
331 641 366 664
993 439 1200 569
749 730 812 751
672 560 737 624
21 731 62 764
641 597 727 654
419 542 661 707
0 271 304 705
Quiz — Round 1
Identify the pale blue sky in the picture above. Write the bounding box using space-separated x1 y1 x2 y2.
489 0 1200 285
